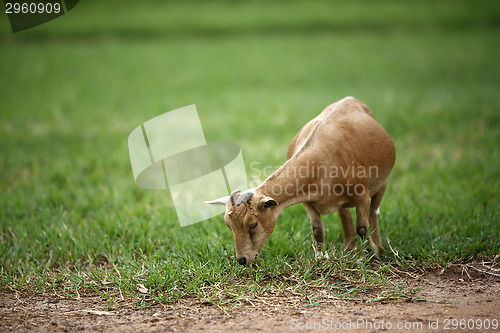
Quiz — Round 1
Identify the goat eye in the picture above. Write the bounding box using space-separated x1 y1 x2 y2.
249 221 258 230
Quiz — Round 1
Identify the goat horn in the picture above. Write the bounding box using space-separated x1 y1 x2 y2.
229 189 241 205
235 190 254 207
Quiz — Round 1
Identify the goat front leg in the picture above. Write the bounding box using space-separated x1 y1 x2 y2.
338 207 356 250
303 203 327 258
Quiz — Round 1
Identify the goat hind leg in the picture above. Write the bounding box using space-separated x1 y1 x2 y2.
354 193 370 238
368 185 387 253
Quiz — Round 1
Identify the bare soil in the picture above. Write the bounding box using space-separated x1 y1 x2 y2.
1 264 499 333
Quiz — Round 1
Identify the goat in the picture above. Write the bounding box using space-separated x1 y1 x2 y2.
206 97 396 265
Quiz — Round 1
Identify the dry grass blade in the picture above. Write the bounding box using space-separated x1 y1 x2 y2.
465 264 500 278
63 310 116 316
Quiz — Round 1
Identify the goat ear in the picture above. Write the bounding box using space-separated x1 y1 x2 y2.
205 196 229 206
259 196 279 209
205 190 242 211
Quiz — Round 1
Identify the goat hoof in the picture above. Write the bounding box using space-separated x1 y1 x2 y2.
315 251 330 260
357 227 366 236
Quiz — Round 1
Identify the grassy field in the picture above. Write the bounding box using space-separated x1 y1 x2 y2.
1 0 499 309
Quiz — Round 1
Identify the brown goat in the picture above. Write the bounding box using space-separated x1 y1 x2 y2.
206 97 396 265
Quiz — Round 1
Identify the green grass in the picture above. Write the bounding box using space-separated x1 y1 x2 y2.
1 0 499 308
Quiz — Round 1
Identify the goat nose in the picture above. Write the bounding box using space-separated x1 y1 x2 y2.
237 257 247 265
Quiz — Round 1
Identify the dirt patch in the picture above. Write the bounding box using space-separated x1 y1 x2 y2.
1 265 499 332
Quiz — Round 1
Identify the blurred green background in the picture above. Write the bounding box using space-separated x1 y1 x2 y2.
1 0 499 300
